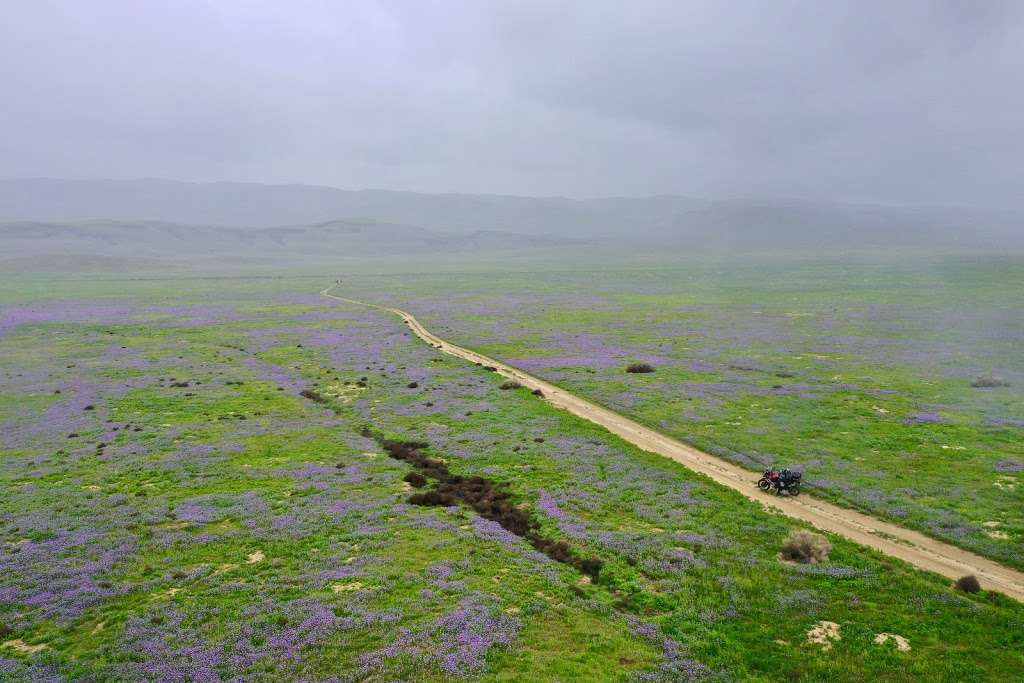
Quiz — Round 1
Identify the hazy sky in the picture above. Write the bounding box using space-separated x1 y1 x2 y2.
3 1 1023 205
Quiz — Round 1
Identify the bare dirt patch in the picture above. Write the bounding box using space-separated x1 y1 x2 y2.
806 621 841 651
332 582 364 593
2 639 48 654
873 632 910 651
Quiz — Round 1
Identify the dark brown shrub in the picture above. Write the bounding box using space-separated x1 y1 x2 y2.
407 381 419 388
972 373 1010 388
780 529 831 564
483 366 498 372
408 490 458 507
532 388 544 397
500 380 522 390
404 472 428 488
626 363 655 374
955 574 982 593
299 389 327 403
365 428 604 584
83 404 95 411
579 557 603 579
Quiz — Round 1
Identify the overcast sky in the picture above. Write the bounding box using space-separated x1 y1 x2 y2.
2 1 1022 205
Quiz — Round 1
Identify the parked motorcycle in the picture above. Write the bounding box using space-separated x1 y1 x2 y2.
757 468 801 496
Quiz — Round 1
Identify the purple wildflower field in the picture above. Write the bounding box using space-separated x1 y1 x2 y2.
340 260 1024 569
1 277 1023 681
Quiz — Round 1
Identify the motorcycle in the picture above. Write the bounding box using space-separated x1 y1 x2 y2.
757 468 801 496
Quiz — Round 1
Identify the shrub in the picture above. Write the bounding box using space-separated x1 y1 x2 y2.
404 472 428 488
626 363 655 374
406 381 419 388
532 388 544 397
579 557 603 579
955 574 982 593
366 429 606 585
972 373 1010 388
408 490 458 507
299 389 327 403
780 529 832 564
500 380 522 390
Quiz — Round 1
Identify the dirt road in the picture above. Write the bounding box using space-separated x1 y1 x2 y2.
321 285 1024 601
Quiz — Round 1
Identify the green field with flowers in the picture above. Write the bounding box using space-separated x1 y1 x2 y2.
1 270 1022 681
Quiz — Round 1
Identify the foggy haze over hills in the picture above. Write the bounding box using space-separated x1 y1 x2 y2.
4 3 1024 207
1 178 1021 264
2 2 1023 264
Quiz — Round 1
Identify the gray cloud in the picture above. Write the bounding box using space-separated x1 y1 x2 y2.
2 1 1022 205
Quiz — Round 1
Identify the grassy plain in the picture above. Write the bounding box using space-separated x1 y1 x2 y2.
0 272 1022 681
343 254 1024 570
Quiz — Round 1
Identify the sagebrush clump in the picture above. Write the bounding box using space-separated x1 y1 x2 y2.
500 380 523 390
299 389 327 403
625 362 655 374
955 575 982 593
971 373 1010 388
780 529 832 564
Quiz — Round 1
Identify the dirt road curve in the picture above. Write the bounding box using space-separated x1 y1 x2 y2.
321 285 1024 601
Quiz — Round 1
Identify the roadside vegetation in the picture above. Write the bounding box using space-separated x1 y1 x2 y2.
344 254 1024 570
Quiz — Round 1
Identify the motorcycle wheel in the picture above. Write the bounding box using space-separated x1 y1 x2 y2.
757 478 770 491
789 484 800 496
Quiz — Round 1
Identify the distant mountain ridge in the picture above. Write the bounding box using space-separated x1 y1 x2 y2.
1 178 1021 249
0 216 579 266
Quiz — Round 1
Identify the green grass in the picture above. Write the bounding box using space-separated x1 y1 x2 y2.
0 272 1022 680
339 253 1024 569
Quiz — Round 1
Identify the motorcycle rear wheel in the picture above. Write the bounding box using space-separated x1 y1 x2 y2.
789 485 800 496
757 478 770 491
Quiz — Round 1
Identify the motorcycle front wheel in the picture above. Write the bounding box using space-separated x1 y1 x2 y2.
757 478 770 491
